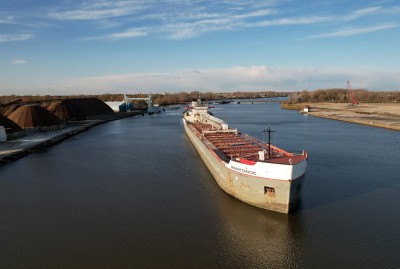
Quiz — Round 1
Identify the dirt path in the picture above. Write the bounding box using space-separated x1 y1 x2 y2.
301 103 400 131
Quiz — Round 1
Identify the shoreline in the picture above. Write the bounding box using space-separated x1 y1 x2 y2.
282 102 400 131
308 113 400 131
0 111 143 166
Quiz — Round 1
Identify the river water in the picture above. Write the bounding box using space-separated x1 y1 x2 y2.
1 104 399 268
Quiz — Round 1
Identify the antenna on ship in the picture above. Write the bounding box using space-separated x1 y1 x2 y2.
262 124 276 158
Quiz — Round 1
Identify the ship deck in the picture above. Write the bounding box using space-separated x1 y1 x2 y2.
189 122 305 165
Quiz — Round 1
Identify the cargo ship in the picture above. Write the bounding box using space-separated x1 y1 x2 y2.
183 99 308 213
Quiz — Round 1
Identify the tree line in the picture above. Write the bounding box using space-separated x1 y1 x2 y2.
1 89 398 106
0 91 286 106
290 89 400 103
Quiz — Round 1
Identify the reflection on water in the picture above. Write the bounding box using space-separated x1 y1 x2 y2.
213 194 305 268
0 104 399 268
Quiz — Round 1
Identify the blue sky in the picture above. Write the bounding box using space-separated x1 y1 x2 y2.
0 0 399 94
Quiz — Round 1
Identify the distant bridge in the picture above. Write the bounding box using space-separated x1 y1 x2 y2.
236 98 284 104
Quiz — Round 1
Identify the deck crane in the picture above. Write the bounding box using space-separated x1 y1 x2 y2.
347 81 358 105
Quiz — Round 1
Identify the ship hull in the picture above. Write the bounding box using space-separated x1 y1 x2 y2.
184 120 304 213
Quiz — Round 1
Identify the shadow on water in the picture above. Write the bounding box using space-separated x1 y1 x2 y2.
208 190 307 268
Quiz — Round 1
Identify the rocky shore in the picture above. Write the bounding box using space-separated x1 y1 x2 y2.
0 111 143 166
282 102 400 131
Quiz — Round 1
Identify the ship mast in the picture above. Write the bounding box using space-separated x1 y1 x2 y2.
263 125 276 158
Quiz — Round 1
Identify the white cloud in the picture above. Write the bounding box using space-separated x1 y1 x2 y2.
43 66 400 93
43 1 399 40
46 1 280 40
82 28 147 40
0 33 33 43
232 9 275 19
0 15 60 29
48 1 149 20
307 22 398 39
343 6 382 21
385 5 400 14
0 16 14 24
168 28 198 40
12 59 27 65
250 16 330 27
50 9 125 20
109 28 147 38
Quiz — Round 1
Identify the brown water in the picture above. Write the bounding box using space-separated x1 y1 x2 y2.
1 104 399 268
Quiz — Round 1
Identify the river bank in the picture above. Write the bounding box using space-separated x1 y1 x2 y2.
282 102 400 131
0 111 143 166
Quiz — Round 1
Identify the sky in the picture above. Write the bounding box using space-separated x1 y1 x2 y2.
0 0 399 95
